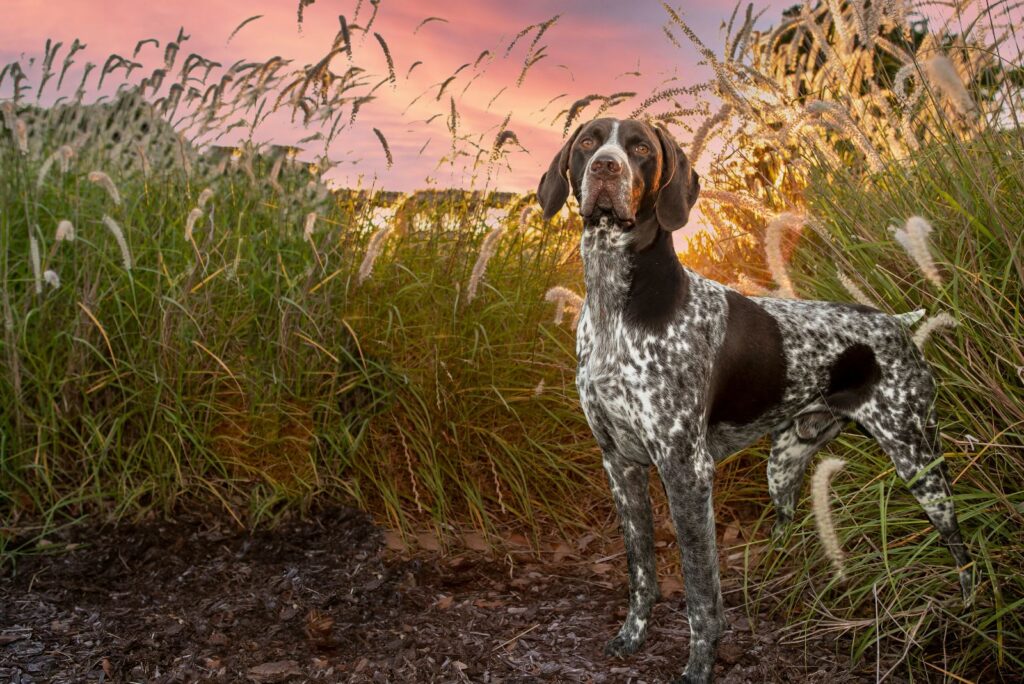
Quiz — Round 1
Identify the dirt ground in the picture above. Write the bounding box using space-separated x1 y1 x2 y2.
1 508 876 683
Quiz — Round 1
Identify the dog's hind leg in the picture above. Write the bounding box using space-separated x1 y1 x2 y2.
767 415 842 537
603 454 660 658
859 404 974 602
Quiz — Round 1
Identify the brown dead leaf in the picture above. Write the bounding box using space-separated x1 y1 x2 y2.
304 609 334 644
576 532 598 552
448 555 469 570
551 541 574 564
473 598 506 609
462 531 488 552
506 532 530 548
590 562 614 575
435 594 454 610
415 531 441 551
382 529 408 552
247 659 302 682
659 574 685 598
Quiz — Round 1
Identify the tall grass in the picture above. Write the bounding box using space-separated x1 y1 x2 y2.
661 0 1024 678
0 128 603 549
2 1 1022 679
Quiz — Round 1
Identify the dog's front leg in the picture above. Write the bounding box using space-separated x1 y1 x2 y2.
603 453 659 657
658 443 724 684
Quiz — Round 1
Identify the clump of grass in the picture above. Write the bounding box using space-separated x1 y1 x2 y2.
657 0 1024 678
0 22 605 562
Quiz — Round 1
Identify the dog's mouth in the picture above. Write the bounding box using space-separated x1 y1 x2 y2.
580 182 636 226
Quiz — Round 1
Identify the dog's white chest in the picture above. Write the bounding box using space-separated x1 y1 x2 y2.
576 309 659 440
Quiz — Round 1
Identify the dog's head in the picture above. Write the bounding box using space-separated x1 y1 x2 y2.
536 117 700 250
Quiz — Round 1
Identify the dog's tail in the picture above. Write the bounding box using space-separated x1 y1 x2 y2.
893 309 926 326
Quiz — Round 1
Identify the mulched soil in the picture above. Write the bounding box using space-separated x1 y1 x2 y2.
1 508 875 683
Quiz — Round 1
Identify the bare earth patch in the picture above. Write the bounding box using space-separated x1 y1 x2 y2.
1 509 871 682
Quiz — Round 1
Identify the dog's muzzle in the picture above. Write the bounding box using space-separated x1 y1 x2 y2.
581 153 635 225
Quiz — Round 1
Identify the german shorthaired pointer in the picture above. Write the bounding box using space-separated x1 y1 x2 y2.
537 117 973 683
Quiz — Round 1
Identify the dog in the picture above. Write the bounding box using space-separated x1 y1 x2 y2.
536 117 973 683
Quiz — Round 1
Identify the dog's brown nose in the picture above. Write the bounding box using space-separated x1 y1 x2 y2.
589 155 622 179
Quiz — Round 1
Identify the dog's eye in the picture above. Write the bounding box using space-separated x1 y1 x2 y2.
579 137 596 149
634 143 651 155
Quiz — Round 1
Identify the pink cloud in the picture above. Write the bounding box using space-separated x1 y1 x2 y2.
0 0 808 248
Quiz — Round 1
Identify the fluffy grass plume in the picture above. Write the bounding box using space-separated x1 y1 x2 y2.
465 225 504 303
544 285 583 326
811 457 847 580
87 170 122 206
101 214 132 270
357 225 391 284
912 311 957 350
890 215 943 288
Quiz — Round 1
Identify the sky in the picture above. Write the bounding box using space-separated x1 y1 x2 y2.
0 0 800 194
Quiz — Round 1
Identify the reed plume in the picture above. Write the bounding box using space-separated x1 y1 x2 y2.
913 312 957 350
811 457 848 581
466 226 504 303
88 171 122 206
890 216 942 287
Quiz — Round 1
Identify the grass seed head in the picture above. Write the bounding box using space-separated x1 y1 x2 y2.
912 312 957 350
890 215 942 287
811 457 848 581
197 187 214 209
56 220 76 242
304 212 317 242
185 208 204 242
88 170 122 206
101 215 132 270
14 118 29 154
29 235 42 294
466 226 504 303
357 225 392 285
836 271 877 309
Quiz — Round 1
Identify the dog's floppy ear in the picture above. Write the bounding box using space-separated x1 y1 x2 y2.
536 125 582 219
652 125 700 232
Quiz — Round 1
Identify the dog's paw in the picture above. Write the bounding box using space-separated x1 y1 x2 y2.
959 565 976 608
604 633 643 659
770 518 792 544
671 664 714 683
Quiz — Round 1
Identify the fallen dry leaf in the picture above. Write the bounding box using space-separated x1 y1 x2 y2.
473 598 505 609
382 529 407 552
415 530 441 551
461 531 488 551
247 659 301 683
659 575 685 598
304 609 334 644
576 532 598 551
550 541 574 563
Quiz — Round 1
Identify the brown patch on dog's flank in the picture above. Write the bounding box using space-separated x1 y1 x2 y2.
707 291 787 426
825 343 881 413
